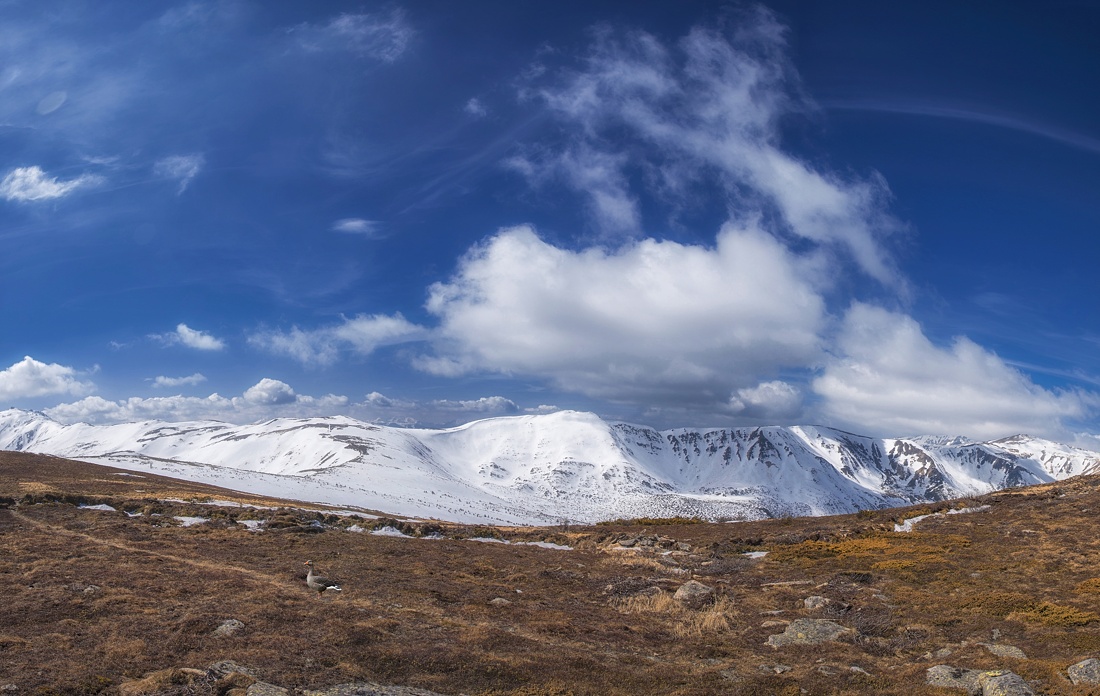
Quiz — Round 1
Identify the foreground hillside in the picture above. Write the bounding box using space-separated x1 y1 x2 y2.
3 408 1099 525
5 452 1100 694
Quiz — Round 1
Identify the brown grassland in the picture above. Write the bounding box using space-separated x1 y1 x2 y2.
4 450 1100 694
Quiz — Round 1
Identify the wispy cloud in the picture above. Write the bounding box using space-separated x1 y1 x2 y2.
516 10 904 285
332 218 383 237
0 166 101 202
464 97 488 117
0 356 94 400
824 99 1100 156
152 373 207 388
151 324 226 351
289 10 413 62
154 154 205 194
249 313 428 366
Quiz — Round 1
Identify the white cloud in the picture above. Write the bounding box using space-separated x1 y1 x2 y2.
250 313 428 366
152 373 207 388
154 153 205 193
419 223 824 411
290 10 412 62
0 166 101 202
332 218 382 237
432 396 519 414
152 324 226 351
45 379 349 424
520 11 903 285
464 97 487 117
813 304 1092 440
243 377 297 405
0 356 94 401
730 380 802 419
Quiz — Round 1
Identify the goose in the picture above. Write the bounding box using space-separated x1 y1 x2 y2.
303 560 342 595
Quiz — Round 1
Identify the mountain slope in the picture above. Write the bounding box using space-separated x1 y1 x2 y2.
1 408 1097 525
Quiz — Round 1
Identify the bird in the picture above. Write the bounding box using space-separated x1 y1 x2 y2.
303 560 342 595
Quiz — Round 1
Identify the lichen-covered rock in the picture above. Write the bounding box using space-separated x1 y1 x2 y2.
803 595 830 610
766 618 854 647
673 580 715 609
978 670 1034 696
247 683 290 696
926 665 980 694
1068 658 1100 685
302 683 453 695
980 643 1027 660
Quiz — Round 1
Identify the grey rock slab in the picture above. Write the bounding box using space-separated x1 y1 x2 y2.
978 670 1035 696
926 665 980 694
302 684 453 696
766 618 854 647
1068 658 1100 685
979 643 1027 660
247 683 290 696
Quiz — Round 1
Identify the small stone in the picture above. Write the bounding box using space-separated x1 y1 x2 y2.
247 683 290 696
1068 658 1100 685
804 595 830 610
213 619 246 637
207 661 256 678
489 597 512 606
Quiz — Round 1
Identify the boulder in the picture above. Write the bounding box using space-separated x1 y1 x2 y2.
673 580 715 609
977 670 1034 696
1068 658 1100 685
766 619 854 647
213 619 246 637
247 683 290 696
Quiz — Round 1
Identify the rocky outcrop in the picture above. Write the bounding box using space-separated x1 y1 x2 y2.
1068 658 1100 685
925 666 1035 696
766 618 854 647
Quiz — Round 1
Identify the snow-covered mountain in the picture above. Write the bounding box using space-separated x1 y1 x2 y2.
2 408 1098 525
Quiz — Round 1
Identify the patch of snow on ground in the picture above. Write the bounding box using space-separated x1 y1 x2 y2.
894 505 991 532
470 537 571 550
371 526 413 537
79 504 117 511
237 520 264 531
743 551 768 559
173 516 208 527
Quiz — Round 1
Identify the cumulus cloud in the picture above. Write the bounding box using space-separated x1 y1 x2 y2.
419 223 824 412
45 379 349 424
813 304 1093 440
152 373 207 388
0 166 101 202
517 11 902 284
243 377 297 405
729 380 802 419
152 324 226 351
250 313 428 367
154 153 205 193
0 356 95 401
431 396 520 415
290 10 412 62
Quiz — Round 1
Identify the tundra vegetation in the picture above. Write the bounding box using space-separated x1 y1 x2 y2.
3 451 1100 694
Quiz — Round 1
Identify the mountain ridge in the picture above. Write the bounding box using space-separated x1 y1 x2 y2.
2 407 1098 525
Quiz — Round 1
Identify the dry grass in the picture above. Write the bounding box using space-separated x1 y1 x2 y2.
5 451 1100 694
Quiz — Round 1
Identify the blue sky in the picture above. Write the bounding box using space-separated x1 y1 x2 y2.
2 1 1099 445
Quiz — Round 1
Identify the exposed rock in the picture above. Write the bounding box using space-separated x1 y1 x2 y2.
978 670 1035 696
766 618 854 647
673 580 715 609
302 683 453 696
980 643 1027 660
489 597 512 607
247 683 290 696
926 665 980 694
926 666 1035 696
213 619 246 637
208 661 257 678
1068 658 1100 685
803 595 830 610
